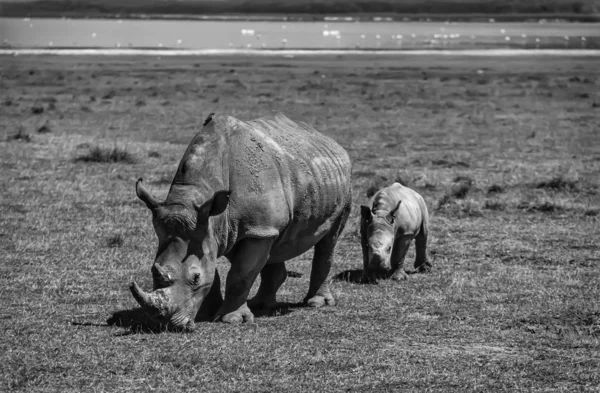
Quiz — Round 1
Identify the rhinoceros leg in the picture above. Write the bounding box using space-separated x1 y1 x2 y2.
195 268 223 322
248 262 287 310
390 235 412 281
414 219 432 273
216 238 275 323
304 202 351 308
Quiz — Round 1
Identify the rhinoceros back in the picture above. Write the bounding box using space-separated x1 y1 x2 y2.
226 113 352 254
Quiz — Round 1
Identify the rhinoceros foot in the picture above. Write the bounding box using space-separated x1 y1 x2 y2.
391 270 409 281
415 261 433 274
218 304 255 324
305 293 335 308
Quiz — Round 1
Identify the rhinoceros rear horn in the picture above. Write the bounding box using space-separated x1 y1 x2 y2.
136 178 160 210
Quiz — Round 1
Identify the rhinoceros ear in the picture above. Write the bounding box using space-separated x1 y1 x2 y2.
360 205 372 222
198 190 231 218
210 190 231 216
136 178 160 210
390 200 402 216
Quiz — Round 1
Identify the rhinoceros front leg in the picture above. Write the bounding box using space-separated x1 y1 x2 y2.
195 268 223 322
305 202 351 307
248 262 287 310
216 238 274 324
390 235 412 281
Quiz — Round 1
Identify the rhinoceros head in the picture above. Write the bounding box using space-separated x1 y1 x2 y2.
130 178 229 331
360 201 401 271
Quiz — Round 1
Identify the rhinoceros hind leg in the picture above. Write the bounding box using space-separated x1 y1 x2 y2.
248 262 287 310
304 201 351 308
414 219 432 273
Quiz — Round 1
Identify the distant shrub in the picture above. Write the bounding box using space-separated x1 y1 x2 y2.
37 121 51 134
107 234 125 248
435 194 451 210
453 175 474 186
148 151 161 158
536 176 578 191
487 184 504 194
31 105 44 114
518 201 564 213
353 170 377 178
77 145 138 164
450 182 471 199
366 183 380 199
10 126 31 142
365 176 389 198
394 173 409 186
484 200 506 211
102 90 116 100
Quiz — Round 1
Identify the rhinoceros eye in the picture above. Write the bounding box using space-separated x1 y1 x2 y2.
192 273 201 287
386 214 395 225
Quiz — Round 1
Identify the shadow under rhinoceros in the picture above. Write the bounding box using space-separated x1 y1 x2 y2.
333 268 422 284
106 302 304 333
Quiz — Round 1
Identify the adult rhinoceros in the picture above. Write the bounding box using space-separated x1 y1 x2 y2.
131 113 352 330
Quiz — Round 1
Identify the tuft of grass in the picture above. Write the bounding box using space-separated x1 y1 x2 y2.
106 234 125 248
148 151 161 158
76 145 139 164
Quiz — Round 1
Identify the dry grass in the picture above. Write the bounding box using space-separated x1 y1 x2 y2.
0 53 599 392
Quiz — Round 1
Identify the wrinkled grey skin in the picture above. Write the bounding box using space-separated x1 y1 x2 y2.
360 182 432 282
131 113 352 330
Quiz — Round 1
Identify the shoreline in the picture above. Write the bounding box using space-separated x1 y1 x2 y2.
3 48 600 57
3 13 600 23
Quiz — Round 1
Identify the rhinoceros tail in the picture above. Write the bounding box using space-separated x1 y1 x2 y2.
203 112 215 126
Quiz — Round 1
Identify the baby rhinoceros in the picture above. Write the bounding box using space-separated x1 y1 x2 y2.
360 182 432 282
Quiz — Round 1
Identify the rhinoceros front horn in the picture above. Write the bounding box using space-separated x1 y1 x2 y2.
136 178 160 210
130 281 159 310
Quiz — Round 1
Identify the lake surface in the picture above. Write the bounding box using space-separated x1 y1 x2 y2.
1 17 599 51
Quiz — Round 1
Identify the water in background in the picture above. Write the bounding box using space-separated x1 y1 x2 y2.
1 17 599 50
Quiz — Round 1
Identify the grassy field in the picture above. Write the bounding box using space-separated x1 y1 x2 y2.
1 53 599 391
